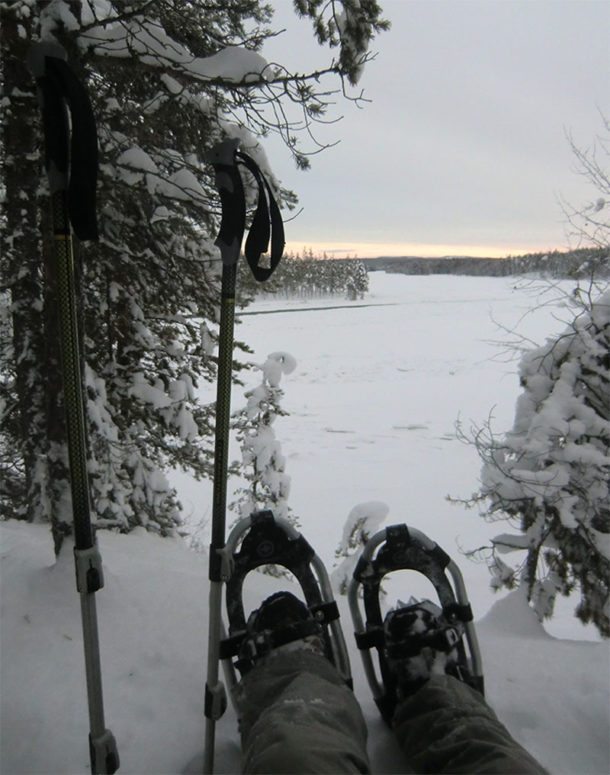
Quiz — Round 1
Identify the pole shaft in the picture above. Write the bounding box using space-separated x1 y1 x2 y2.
51 190 93 550
211 262 237 552
52 191 118 774
203 580 224 775
80 590 108 735
204 262 237 775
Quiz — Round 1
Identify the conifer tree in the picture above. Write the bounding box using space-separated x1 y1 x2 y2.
469 292 610 636
0 1 388 552
333 501 388 594
463 121 609 637
232 352 297 525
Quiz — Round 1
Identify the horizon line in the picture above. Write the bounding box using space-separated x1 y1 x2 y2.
283 241 567 260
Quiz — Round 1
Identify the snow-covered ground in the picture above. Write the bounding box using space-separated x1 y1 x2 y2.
2 273 608 774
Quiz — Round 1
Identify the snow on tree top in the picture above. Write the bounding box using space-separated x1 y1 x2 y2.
192 46 271 84
117 147 159 174
77 8 270 85
263 352 297 387
338 502 389 554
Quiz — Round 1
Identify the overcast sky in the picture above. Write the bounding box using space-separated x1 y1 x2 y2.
261 0 609 258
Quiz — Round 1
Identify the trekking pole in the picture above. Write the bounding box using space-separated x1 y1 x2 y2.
203 139 284 774
27 42 119 775
203 141 240 774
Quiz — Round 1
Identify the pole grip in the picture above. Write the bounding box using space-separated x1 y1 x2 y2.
207 139 244 266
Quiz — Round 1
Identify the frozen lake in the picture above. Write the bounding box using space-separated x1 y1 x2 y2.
172 270 589 639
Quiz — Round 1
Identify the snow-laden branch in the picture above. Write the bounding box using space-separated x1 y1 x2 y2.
232 353 297 525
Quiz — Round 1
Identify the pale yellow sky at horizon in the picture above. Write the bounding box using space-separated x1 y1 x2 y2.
283 241 567 260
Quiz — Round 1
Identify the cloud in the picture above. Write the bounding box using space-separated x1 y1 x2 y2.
262 0 609 256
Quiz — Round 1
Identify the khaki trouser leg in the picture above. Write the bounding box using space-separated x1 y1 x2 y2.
235 649 370 774
393 675 548 774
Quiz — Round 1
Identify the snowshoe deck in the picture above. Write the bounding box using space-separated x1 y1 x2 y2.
348 524 484 723
218 510 351 689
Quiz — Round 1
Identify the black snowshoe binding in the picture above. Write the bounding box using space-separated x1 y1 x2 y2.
238 591 325 665
349 524 484 724
218 511 351 688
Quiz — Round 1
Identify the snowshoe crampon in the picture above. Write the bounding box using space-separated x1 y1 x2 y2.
348 524 484 724
218 510 352 691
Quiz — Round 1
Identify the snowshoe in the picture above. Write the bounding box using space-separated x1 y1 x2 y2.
348 524 484 724
218 510 352 691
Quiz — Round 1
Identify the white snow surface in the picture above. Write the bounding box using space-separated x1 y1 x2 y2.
2 273 609 774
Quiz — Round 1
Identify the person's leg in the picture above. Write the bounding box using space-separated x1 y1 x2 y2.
350 526 549 775
231 592 369 774
393 674 548 774
235 648 370 774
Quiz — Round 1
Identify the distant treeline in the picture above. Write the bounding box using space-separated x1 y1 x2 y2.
235 247 609 301
238 251 369 300
361 247 609 279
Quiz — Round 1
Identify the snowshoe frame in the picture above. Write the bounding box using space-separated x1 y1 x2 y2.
217 511 352 697
348 524 484 723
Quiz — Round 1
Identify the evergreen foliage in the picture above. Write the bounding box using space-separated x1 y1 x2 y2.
332 501 388 594
231 352 296 525
366 247 609 279
466 289 610 636
462 121 609 637
0 1 387 552
238 251 370 299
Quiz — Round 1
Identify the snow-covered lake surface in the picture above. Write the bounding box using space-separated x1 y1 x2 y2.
2 272 608 774
175 271 601 638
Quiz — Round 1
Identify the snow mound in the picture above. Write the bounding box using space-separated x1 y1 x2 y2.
479 590 550 639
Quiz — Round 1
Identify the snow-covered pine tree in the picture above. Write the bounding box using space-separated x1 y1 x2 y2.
470 289 610 636
345 260 369 299
232 352 297 525
355 259 370 297
0 2 388 552
237 254 370 299
464 122 610 636
332 501 388 594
